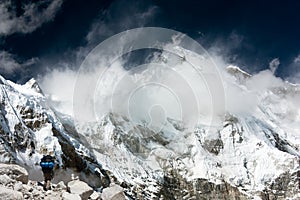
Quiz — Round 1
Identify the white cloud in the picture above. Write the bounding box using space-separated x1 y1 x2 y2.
284 54 300 83
286 73 300 84
0 51 38 75
39 68 77 115
39 31 299 132
40 46 291 127
206 31 246 65
269 58 280 74
0 51 21 74
294 54 300 63
0 0 63 35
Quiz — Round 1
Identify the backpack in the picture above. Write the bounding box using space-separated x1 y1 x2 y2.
40 155 55 169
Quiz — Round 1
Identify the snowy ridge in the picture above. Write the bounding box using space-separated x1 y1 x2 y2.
0 75 95 170
226 65 252 77
0 62 299 199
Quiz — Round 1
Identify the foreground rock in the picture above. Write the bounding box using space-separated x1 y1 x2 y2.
0 163 28 184
101 183 126 200
62 192 81 200
67 179 94 200
89 191 101 200
0 185 23 200
0 163 111 200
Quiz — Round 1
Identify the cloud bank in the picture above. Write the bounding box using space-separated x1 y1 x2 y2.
30 1 299 128
0 51 38 75
39 31 300 131
0 0 63 35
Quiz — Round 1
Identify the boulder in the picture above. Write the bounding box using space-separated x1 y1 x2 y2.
90 191 101 200
44 191 64 200
32 188 42 197
0 163 28 184
13 182 23 191
101 183 126 200
0 174 14 185
56 181 67 190
0 185 23 200
62 192 81 200
67 180 93 200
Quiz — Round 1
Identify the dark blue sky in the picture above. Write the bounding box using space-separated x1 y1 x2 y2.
1 0 300 83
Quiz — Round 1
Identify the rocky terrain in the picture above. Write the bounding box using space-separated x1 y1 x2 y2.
0 163 126 200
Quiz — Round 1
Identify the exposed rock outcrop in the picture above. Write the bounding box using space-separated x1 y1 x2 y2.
158 168 249 200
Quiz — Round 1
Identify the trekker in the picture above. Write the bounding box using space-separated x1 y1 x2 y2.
40 155 55 190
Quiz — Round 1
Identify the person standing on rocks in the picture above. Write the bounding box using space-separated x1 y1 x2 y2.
40 154 55 191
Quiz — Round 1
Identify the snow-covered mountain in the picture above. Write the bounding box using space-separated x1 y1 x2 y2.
0 62 299 199
0 75 111 188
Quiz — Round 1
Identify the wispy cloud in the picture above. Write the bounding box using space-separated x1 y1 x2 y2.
206 31 247 65
53 0 159 72
85 0 158 46
269 58 280 74
0 51 38 75
294 54 300 64
286 54 300 83
0 0 63 35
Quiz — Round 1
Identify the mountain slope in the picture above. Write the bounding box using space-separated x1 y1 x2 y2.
0 70 299 199
0 75 110 188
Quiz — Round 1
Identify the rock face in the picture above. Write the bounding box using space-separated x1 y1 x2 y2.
67 180 94 200
101 183 126 200
202 138 224 155
260 171 300 200
0 163 28 184
158 168 249 200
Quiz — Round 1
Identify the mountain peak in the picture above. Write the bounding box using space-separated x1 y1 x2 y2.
0 74 9 85
226 65 251 82
24 78 44 94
